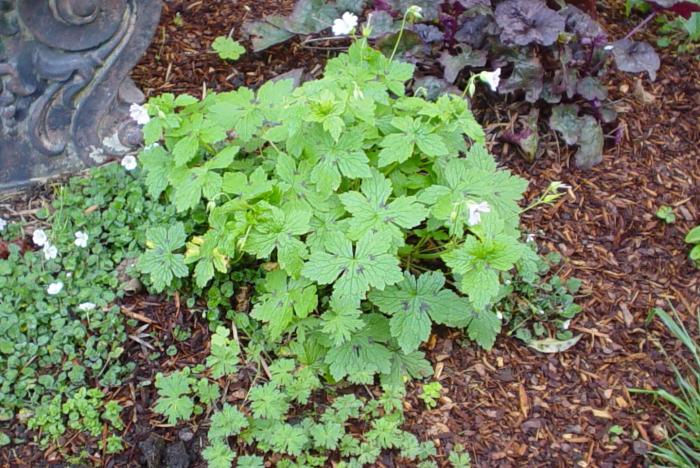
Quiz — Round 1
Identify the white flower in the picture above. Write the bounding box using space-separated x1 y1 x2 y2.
47 281 63 295
407 5 423 21
604 44 614 51
33 229 48 247
332 12 358 36
0 217 6 231
479 68 501 92
561 319 571 330
144 142 160 151
467 201 491 226
121 155 138 171
496 311 503 320
43 243 58 260
129 103 150 125
74 231 89 248
526 233 536 243
78 302 97 311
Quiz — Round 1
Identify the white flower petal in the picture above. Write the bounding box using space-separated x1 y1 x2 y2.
129 103 150 126
74 231 89 248
332 12 358 36
78 302 97 311
33 229 48 247
121 155 138 171
480 68 501 92
0 218 6 231
47 281 63 295
467 201 491 226
43 243 58 260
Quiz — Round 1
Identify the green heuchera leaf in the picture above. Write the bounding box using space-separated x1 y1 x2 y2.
549 104 603 169
369 271 473 353
686 225 700 244
138 223 189 292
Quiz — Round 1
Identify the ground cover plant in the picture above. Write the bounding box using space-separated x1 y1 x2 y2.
0 164 177 453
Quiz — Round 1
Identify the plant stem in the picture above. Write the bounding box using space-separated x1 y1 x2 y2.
624 11 657 41
388 12 409 65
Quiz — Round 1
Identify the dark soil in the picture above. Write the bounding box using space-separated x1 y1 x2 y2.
2 0 699 467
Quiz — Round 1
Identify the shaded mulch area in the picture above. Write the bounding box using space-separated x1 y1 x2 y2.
404 4 700 466
131 0 327 98
2 1 698 467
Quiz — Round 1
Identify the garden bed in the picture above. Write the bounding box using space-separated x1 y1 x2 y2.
1 0 699 467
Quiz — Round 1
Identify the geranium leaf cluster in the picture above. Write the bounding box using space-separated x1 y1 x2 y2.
157 342 439 467
0 163 176 446
139 38 531 382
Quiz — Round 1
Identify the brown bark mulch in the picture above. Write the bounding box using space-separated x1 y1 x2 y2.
2 0 699 467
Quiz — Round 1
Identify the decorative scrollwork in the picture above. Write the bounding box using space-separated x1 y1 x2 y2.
0 0 161 188
50 0 100 26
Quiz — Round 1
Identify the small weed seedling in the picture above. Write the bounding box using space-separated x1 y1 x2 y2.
656 205 676 224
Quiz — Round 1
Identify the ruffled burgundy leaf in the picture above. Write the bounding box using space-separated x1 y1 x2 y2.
495 0 565 46
611 39 661 81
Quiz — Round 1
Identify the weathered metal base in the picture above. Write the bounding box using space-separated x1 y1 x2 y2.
0 0 161 189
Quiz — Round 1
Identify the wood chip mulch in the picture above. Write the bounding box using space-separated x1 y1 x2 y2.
2 1 698 467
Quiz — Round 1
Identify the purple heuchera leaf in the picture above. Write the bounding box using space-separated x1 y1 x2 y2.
367 10 398 38
373 0 394 12
411 24 445 43
439 47 488 83
648 0 700 19
611 39 660 81
494 0 565 46
499 56 545 102
502 108 540 162
454 0 492 8
455 14 498 48
559 6 606 42
549 104 604 169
